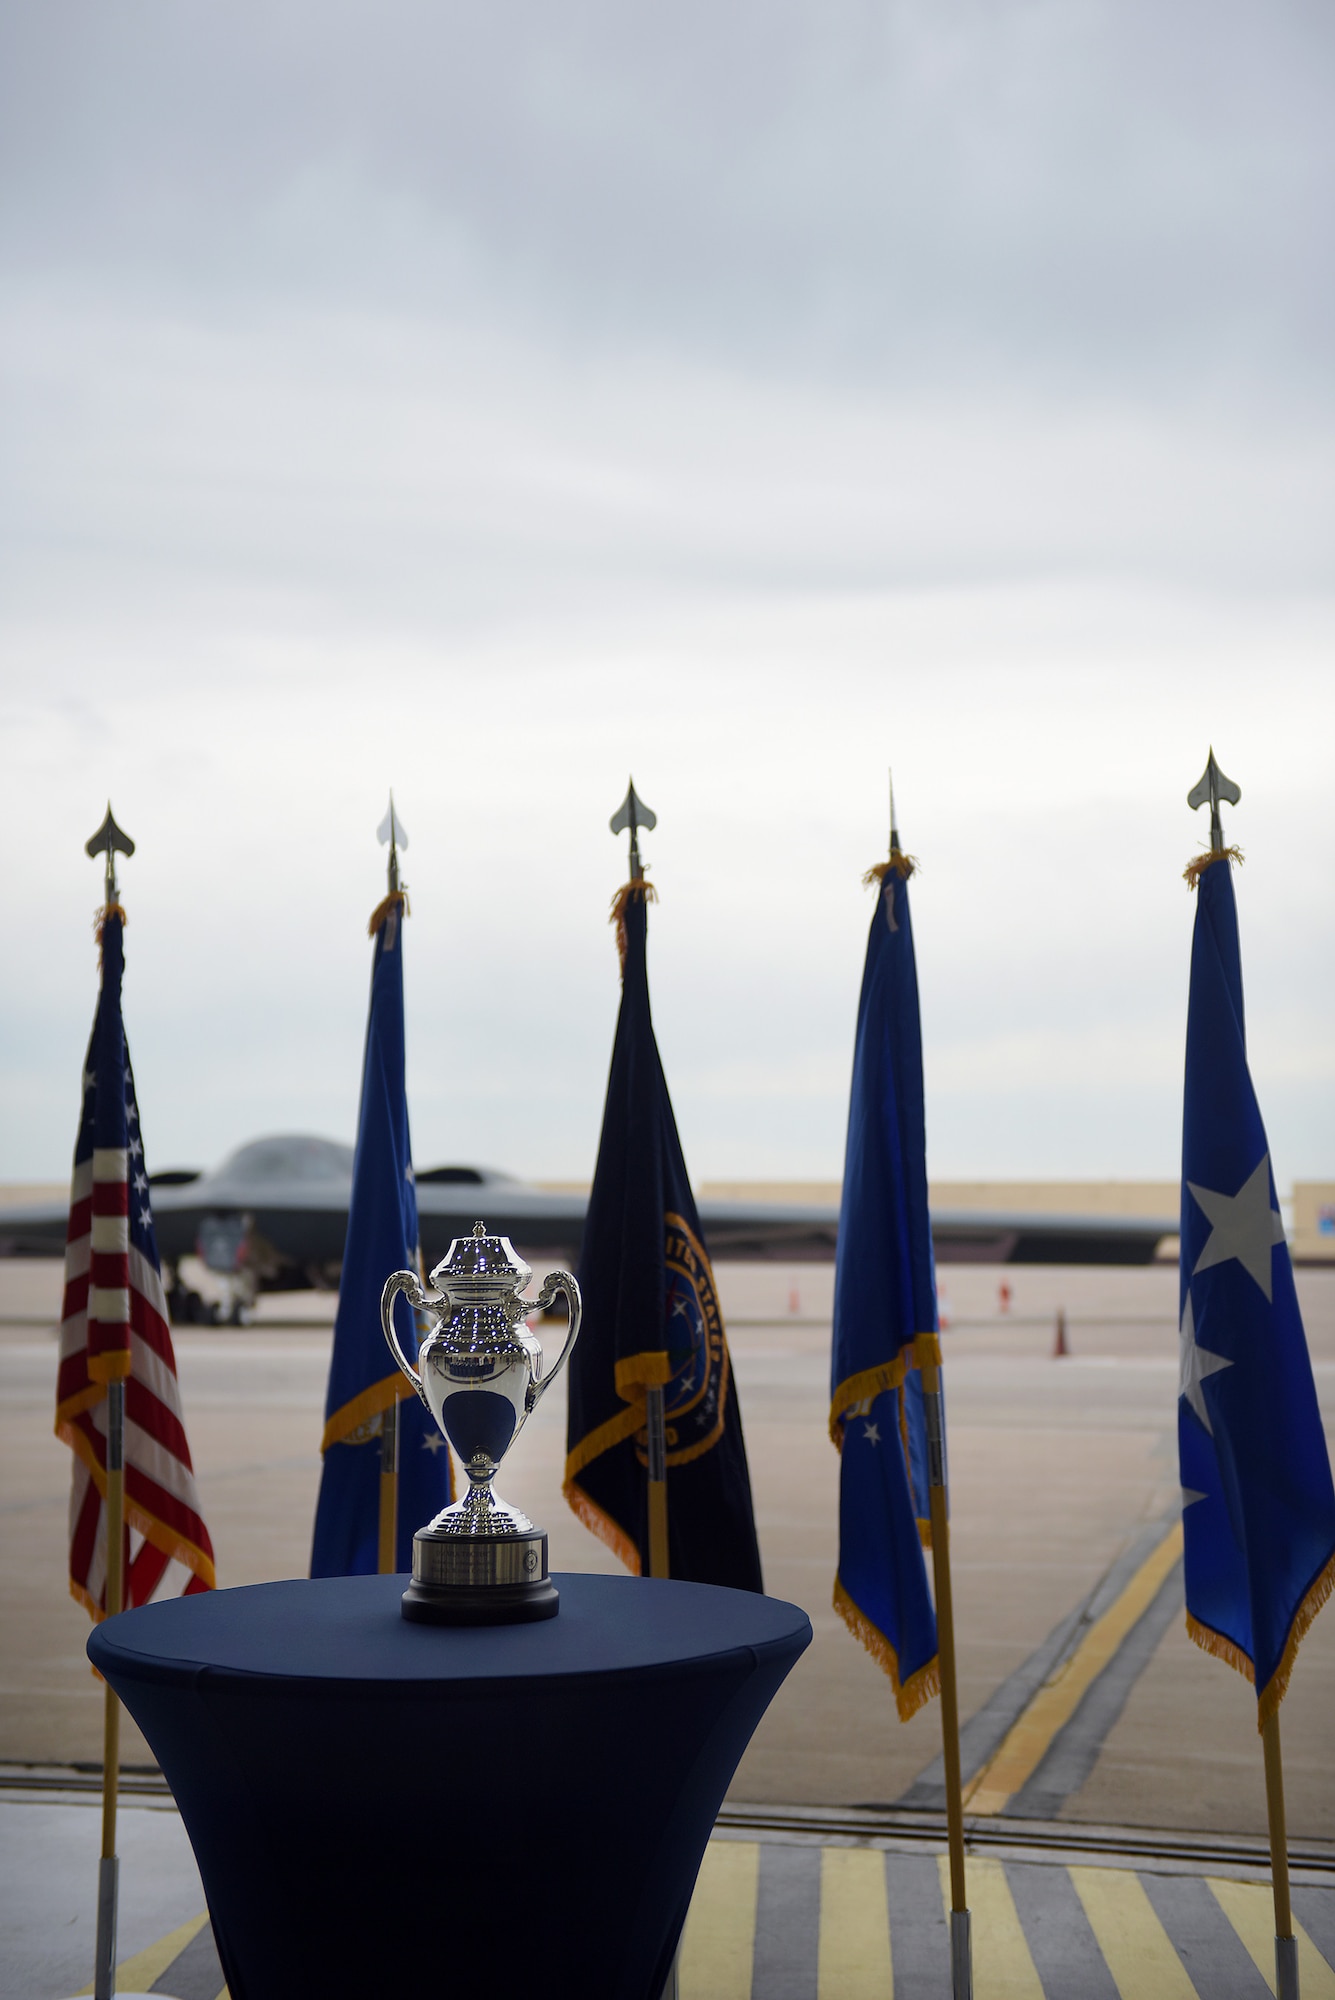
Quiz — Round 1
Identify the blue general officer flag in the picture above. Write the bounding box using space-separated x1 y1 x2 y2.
311 891 452 1576
830 852 940 1720
1179 852 1335 1722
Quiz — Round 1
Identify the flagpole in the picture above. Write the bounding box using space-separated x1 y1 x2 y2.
645 1387 670 1578
610 779 671 1582
1184 753 1299 2000
376 795 405 1578
378 1396 399 1574
93 1376 125 2000
919 1347 972 2000
883 776 971 1996
84 814 136 2000
1263 1704 1300 1997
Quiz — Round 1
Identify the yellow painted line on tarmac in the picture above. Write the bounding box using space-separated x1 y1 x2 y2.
817 1845 891 1998
939 1853 1043 2000
1070 1864 1198 2000
1208 1874 1335 1999
76 1909 210 1994
966 1523 1184 1815
678 1841 760 2000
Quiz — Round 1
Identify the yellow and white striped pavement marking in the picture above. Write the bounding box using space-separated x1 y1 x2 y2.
1069 1864 1198 2000
678 1838 760 2000
97 1837 1335 2000
941 1854 1044 2000
73 1907 223 1997
1208 1874 1335 2000
816 1845 892 1998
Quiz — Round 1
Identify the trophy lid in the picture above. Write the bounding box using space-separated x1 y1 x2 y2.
429 1220 532 1295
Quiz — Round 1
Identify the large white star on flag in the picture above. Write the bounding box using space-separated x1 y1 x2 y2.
1178 1292 1233 1435
1188 1153 1286 1302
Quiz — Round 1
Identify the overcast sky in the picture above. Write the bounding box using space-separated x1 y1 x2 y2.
2 1 1331 1187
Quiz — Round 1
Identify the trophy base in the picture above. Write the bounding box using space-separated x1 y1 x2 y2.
401 1525 559 1625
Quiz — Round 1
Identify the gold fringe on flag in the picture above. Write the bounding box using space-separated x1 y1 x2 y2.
863 851 917 888
610 877 658 970
1187 1548 1335 1729
562 1477 643 1576
368 888 409 937
93 902 127 953
834 1576 940 1720
1184 846 1243 890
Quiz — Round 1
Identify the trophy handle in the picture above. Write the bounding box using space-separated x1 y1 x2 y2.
381 1269 437 1405
524 1270 582 1412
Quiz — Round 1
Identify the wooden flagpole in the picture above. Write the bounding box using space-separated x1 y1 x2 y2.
610 784 677 2000
646 1387 670 1579
920 1346 972 2000
375 798 407 1580
645 1386 676 1998
609 782 671 1587
1262 1710 1300 2000
94 1377 126 2000
378 1397 399 1574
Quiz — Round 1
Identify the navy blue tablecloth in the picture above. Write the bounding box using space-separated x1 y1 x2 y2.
90 1572 810 2000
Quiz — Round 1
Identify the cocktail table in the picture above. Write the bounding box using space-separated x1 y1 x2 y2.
89 1570 811 2000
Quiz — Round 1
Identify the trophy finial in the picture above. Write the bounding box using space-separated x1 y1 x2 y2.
473 1220 486 1237
610 777 656 881
85 802 135 904
1187 749 1241 851
377 792 408 895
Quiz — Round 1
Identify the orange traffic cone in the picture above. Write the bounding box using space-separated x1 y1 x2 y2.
1052 1307 1069 1358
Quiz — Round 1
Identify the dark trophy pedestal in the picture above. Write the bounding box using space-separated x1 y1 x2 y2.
89 1571 811 2000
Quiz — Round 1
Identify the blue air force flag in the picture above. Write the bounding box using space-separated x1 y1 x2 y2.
1179 854 1335 1720
830 855 940 1719
564 881 763 1590
311 891 452 1576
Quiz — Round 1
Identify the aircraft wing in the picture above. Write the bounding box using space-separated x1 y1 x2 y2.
0 1197 71 1258
930 1207 1175 1267
0 1166 1173 1279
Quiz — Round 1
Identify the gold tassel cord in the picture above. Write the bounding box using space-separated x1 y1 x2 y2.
368 888 409 937
862 852 917 888
829 1333 941 1448
833 1577 940 1721
1184 845 1243 890
609 877 659 970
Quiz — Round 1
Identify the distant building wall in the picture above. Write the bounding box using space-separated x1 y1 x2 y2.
694 1180 1180 1218
1293 1183 1335 1263
0 1184 66 1208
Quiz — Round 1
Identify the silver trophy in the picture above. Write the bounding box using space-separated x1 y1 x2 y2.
381 1222 581 1624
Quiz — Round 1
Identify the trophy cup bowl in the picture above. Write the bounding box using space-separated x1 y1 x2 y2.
381 1221 581 1624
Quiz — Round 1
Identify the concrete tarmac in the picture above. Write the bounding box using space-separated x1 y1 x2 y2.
2 1257 1333 1837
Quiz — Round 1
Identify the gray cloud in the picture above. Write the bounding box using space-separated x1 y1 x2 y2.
3 1 1331 403
1 1 1331 1186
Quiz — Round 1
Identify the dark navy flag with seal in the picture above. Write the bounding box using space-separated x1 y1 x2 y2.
564 882 763 1591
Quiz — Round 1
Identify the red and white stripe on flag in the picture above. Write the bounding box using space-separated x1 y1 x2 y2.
55 1143 216 1619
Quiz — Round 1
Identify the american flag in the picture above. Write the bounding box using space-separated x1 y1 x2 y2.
53 909 215 1618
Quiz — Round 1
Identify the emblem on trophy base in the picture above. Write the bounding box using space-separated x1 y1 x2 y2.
381 1223 581 1624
